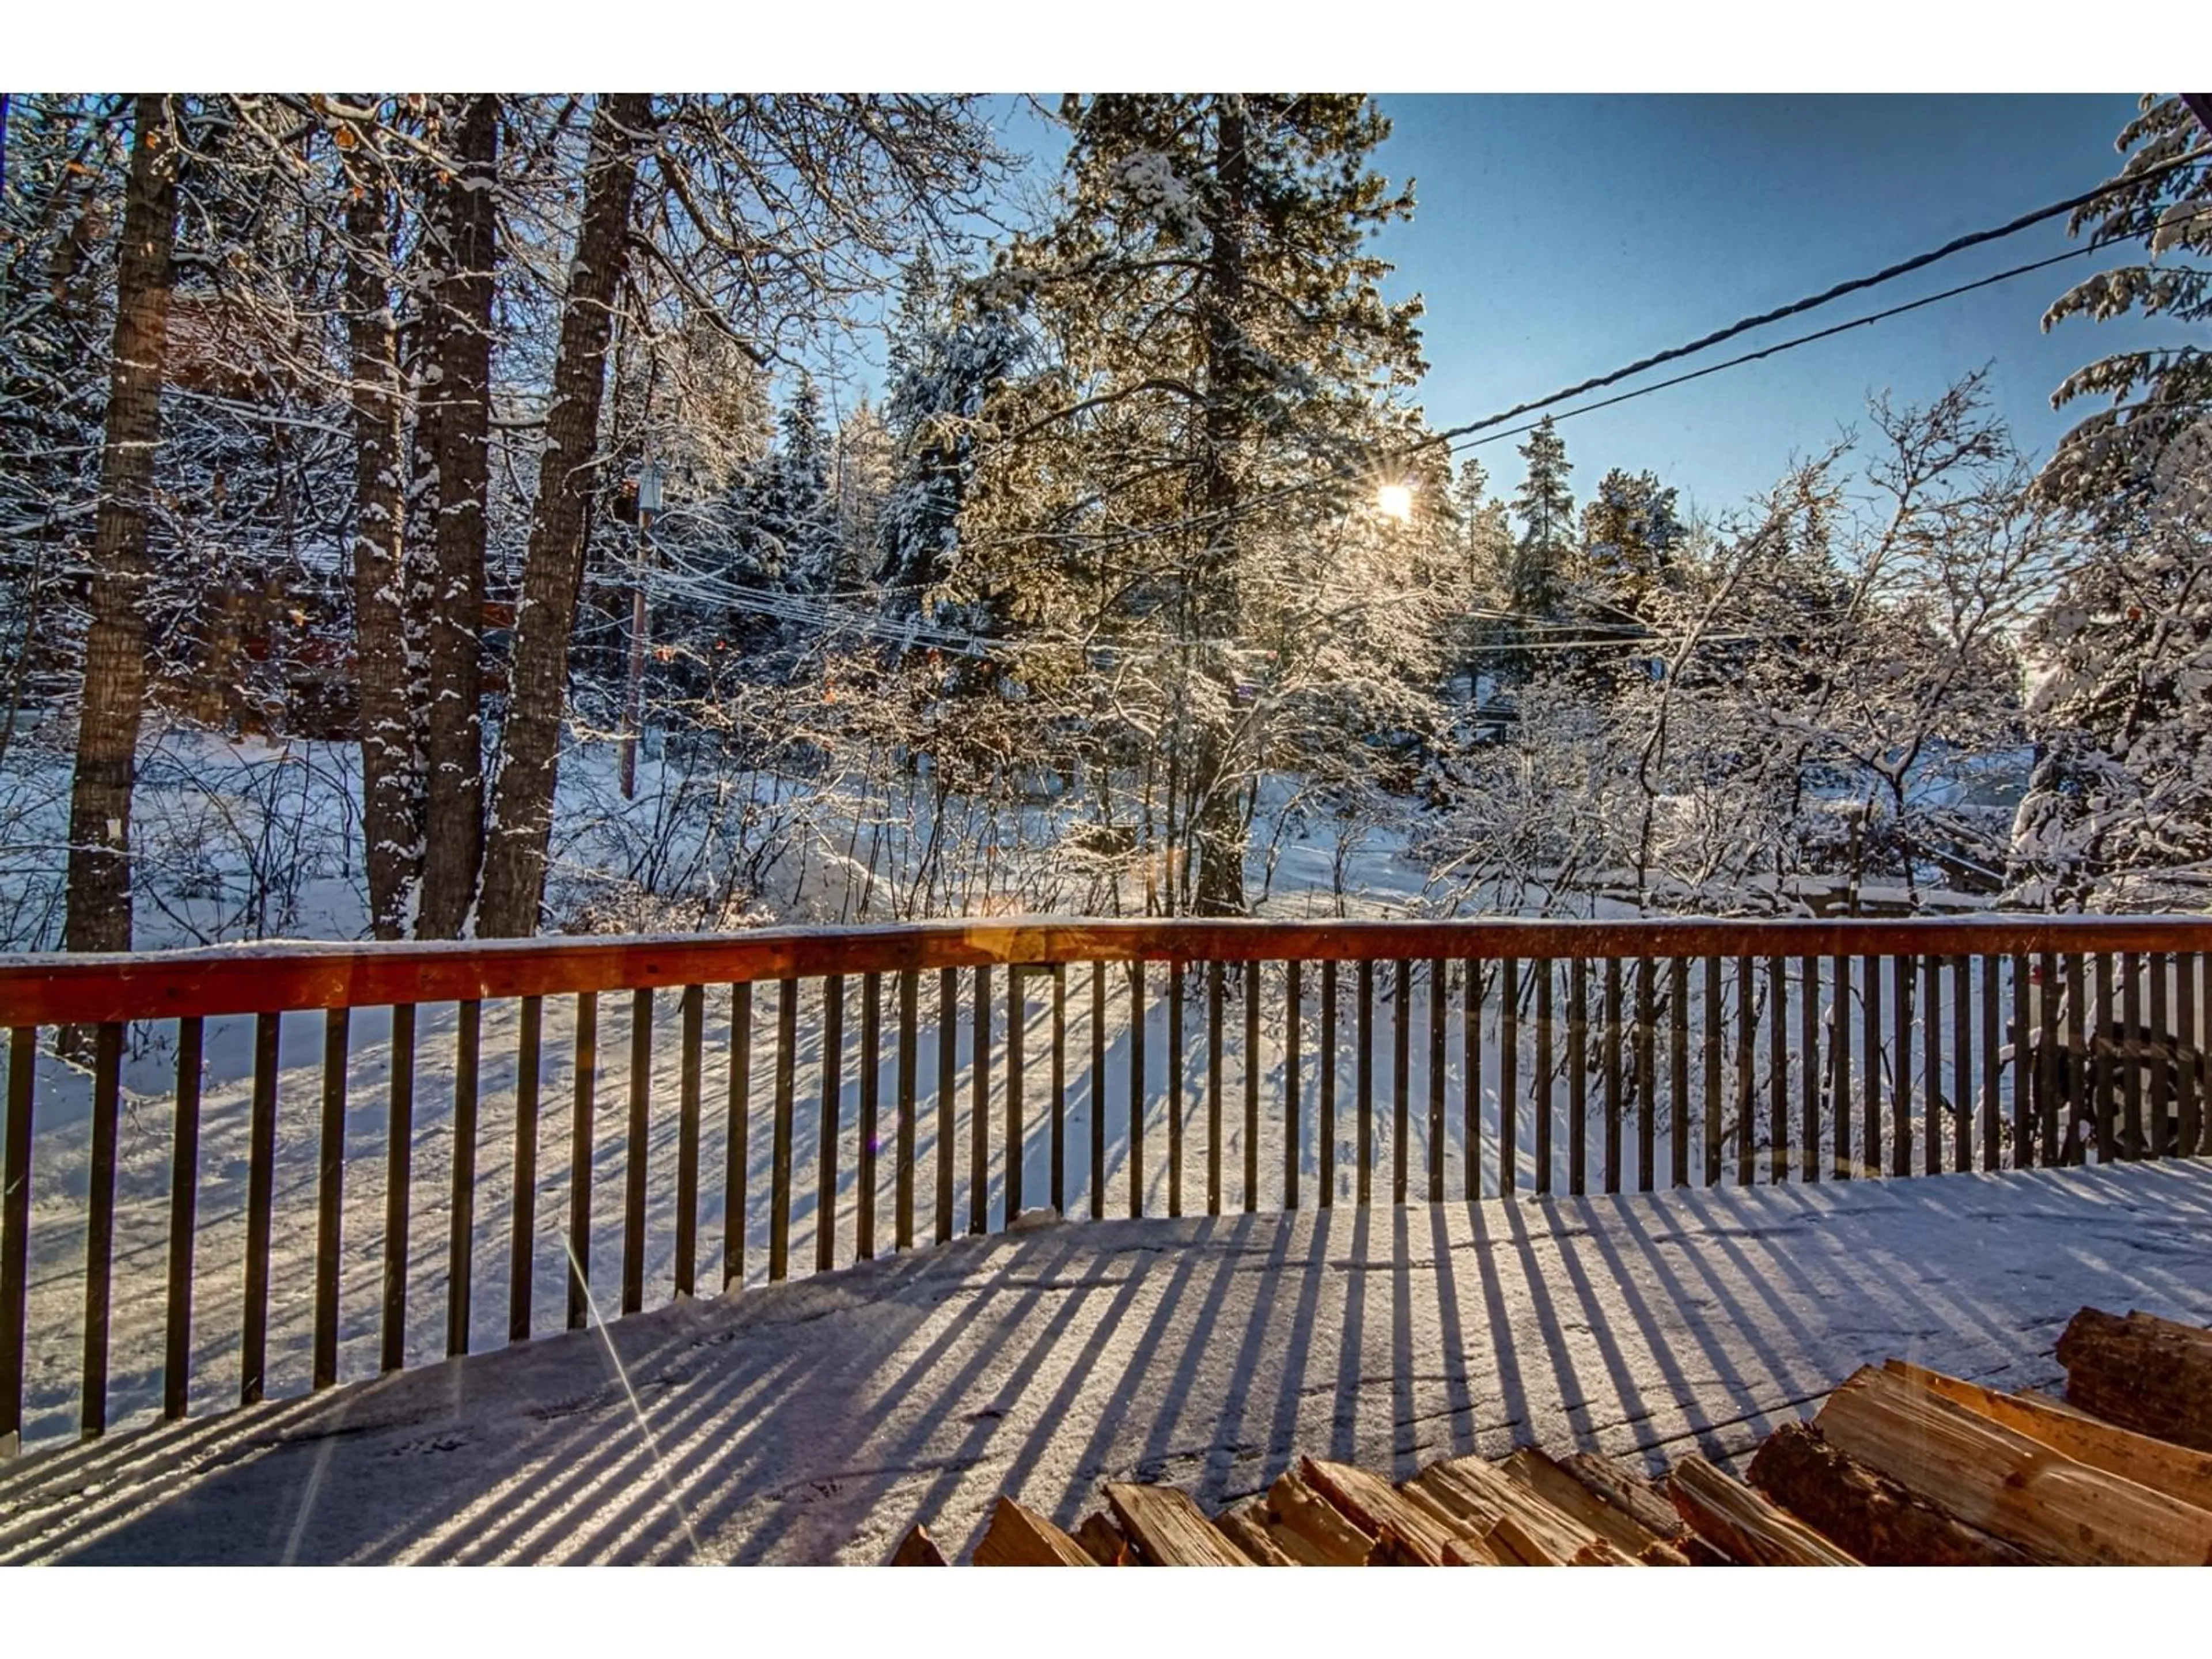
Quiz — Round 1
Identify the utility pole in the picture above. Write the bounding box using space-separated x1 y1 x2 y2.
619 455 661 800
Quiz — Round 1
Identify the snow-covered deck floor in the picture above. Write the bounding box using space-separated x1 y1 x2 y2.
4 1158 2210 1565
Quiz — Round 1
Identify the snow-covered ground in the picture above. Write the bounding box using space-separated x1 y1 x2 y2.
2 1158 2206 1565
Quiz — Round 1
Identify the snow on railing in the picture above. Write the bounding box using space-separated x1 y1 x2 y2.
1 915 2207 1458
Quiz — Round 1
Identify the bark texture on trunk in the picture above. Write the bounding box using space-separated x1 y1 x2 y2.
63 94 178 954
340 131 421 939
1192 97 1249 918
416 94 499 938
476 94 654 938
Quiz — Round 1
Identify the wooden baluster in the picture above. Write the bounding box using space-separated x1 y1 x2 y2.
1862 956 1883 1179
1499 956 1519 1195
725 983 752 1289
1427 959 1446 1204
376 1009 415 1371
165 1017 205 1416
1006 967 1025 1221
1979 957 2001 1172
2 1027 32 1457
970 966 990 1236
937 968 957 1243
2179 953 2202 1157
897 969 919 1248
1090 961 1106 1221
1391 960 1410 1206
1801 956 1820 1185
2121 953 2145 1160
1570 956 1589 1196
1054 966 1069 1215
2065 953 2088 1165
1922 955 1942 1178
1532 959 1551 1198
1285 960 1303 1212
1637 957 1656 1193
819 974 845 1268
510 995 541 1339
1768 955 1787 1186
448 999 480 1351
1128 963 1145 1218
1357 959 1374 1207
1244 960 1261 1213
1952 957 1972 1175
1319 960 1336 1209
241 1014 280 1405
567 994 596 1324
2084 953 2106 1165
81 1021 124 1434
1168 961 1184 1219
1207 960 1224 1215
1831 956 1851 1181
623 988 653 1312
676 984 704 1291
1604 958 1624 1194
1466 959 1484 1201
768 980 796 1283
1733 956 1755 1187
1669 958 1690 1189
1703 957 1722 1186
859 972 880 1257
1891 954 1912 1179
2147 953 2170 1160
2012 955 2036 1166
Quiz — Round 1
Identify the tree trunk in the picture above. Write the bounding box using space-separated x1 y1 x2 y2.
1192 97 1249 917
340 123 421 940
63 94 177 955
476 94 654 938
415 94 500 938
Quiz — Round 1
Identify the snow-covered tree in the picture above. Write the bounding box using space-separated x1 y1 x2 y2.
2036 94 2212 518
2009 423 2212 911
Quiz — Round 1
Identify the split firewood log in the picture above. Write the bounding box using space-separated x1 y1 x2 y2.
1103 1482 1253 1566
1745 1422 2040 1566
2056 1308 2212 1453
972 1495 1098 1566
889 1524 948 1565
1816 1364 2212 1566
1300 1457 1463 1566
1887 1359 2212 1512
1668 1456 1861 1566
1499 1448 1690 1563
1266 1468 1376 1565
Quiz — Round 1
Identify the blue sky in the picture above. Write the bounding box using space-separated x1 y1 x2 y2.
1367 94 2165 520
957 93 2169 525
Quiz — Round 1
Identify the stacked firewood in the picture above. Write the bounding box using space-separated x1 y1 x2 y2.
889 1306 2212 1566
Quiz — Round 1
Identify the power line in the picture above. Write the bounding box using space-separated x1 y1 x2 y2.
958 145 2212 566
1419 143 2212 455
1445 204 2212 460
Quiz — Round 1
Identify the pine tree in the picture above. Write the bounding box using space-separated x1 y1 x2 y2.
2037 94 2212 516
1498 415 1574 679
876 263 1025 597
1580 467 1684 617
965 94 1425 914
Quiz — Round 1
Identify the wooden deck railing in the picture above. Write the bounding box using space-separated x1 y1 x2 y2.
2 916 2207 1457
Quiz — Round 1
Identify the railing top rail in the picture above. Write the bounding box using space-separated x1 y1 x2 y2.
3 914 2210 1028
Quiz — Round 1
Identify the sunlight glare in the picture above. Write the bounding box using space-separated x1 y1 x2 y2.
1376 482 1414 522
